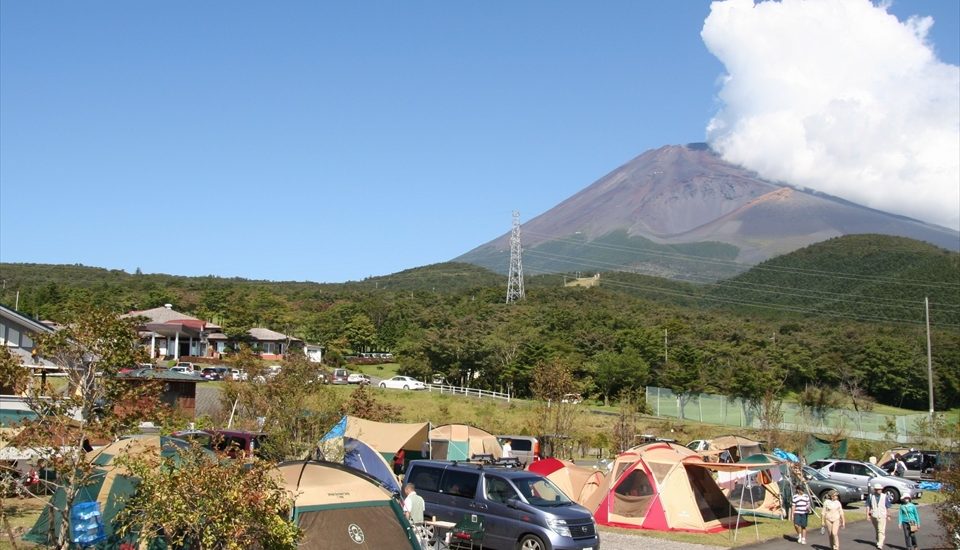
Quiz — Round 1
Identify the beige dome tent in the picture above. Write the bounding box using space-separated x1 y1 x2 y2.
528 458 606 505
277 460 420 550
705 435 764 462
429 424 502 461
320 415 429 463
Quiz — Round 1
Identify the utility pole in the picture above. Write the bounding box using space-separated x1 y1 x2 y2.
663 329 668 365
506 211 525 303
926 297 934 419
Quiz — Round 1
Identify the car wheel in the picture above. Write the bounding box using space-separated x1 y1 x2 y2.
403 385 409 390
379 383 386 388
518 534 545 550
884 487 900 503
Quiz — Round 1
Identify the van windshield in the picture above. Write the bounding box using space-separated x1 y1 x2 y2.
513 476 572 507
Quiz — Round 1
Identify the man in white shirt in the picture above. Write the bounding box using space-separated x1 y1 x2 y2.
866 483 892 549
502 439 512 459
403 483 425 524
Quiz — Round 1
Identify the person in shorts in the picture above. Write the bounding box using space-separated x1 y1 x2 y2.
791 486 812 544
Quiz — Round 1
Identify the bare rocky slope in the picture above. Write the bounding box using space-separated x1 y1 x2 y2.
455 143 959 280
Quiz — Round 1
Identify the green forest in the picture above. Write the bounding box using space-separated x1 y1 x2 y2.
2 234 958 411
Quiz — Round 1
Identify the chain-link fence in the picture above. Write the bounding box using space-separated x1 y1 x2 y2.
645 386 930 442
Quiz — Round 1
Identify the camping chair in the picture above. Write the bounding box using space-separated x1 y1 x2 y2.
449 513 484 550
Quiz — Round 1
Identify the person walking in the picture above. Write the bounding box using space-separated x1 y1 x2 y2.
502 439 512 459
898 494 920 550
790 485 812 544
822 490 845 550
866 483 892 549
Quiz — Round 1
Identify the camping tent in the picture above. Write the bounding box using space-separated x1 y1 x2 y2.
803 434 847 463
718 454 787 519
706 435 764 462
277 460 421 550
429 424 502 461
320 416 429 463
528 458 605 505
341 436 401 494
24 435 192 547
587 442 737 533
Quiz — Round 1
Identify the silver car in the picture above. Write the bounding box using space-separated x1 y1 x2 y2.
808 459 922 503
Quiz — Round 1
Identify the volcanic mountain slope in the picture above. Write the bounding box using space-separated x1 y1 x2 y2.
455 144 960 280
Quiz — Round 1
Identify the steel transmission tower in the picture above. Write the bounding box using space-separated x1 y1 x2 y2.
506 211 525 303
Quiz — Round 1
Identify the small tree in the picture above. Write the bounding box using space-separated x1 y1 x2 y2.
342 384 400 422
935 462 960 549
612 390 641 453
222 352 340 460
0 307 163 549
530 359 582 458
116 443 300 549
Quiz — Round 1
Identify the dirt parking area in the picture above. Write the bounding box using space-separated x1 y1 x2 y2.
598 529 723 550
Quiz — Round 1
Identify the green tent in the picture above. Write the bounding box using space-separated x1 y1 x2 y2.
803 435 847 464
24 435 191 548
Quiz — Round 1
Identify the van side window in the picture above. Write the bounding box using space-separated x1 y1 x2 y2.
409 466 443 493
510 440 532 452
440 470 479 499
484 475 518 504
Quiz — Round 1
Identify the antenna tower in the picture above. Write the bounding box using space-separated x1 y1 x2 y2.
506 211 525 303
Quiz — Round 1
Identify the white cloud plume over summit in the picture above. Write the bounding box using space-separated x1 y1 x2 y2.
702 0 960 230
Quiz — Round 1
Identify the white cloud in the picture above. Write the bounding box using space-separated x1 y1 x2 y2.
702 0 960 230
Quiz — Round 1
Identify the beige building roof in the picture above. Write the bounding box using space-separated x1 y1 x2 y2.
247 327 301 342
123 305 221 330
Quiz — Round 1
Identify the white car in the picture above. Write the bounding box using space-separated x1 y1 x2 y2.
229 369 248 381
378 376 426 390
347 373 370 385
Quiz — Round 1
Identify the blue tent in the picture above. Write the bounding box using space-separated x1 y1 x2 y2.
319 418 401 495
344 437 401 494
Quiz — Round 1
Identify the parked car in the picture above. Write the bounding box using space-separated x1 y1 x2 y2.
808 458 922 503
169 365 196 375
173 429 269 459
175 361 197 371
404 459 600 550
228 368 248 381
496 435 541 466
801 466 866 505
331 368 350 385
201 367 228 381
561 393 583 404
878 450 958 481
265 365 282 378
378 376 426 390
347 373 370 385
686 440 710 452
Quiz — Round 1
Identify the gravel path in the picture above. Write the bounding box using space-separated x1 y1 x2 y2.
598 529 724 550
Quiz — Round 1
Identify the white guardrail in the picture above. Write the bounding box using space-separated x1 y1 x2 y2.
425 384 511 402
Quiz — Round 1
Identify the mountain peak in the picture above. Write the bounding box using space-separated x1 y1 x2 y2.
455 144 959 280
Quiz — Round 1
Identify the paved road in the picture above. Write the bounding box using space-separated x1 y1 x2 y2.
741 506 948 550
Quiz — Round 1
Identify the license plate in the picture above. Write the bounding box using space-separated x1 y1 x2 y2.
583 547 593 550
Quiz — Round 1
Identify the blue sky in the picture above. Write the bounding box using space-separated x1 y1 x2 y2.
2 1 958 283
